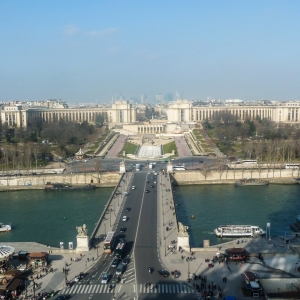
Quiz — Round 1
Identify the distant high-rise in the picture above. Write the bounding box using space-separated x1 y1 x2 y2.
165 93 173 102
141 94 148 104
155 93 164 103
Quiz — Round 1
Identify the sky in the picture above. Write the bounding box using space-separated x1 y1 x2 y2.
1 1 300 104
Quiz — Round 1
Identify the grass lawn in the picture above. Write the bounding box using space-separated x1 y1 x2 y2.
121 142 138 155
163 142 178 156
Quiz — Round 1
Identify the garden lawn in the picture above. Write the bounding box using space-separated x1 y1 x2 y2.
121 142 138 155
163 142 178 156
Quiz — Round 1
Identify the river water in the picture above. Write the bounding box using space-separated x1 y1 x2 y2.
174 184 300 247
0 188 113 248
0 184 299 248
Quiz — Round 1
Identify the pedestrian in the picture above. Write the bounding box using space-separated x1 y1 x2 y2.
87 257 89 262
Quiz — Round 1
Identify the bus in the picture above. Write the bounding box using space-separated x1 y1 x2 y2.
285 163 300 169
242 160 257 165
114 238 126 258
103 231 115 254
173 166 186 171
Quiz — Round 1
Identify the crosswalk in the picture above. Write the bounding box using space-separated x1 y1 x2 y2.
139 284 194 294
59 283 195 295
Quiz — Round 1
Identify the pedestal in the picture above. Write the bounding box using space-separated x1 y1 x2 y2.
177 235 190 251
167 162 173 173
120 161 126 173
76 235 89 252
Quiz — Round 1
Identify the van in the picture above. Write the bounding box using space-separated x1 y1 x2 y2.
116 263 124 276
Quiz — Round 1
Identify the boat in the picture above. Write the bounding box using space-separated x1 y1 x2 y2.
235 179 269 186
214 225 265 237
290 215 300 232
44 182 96 191
0 223 12 232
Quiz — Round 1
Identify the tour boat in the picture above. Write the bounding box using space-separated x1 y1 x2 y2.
214 225 265 237
0 223 12 232
235 179 269 186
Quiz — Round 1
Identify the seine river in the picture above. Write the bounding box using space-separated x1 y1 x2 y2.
0 188 113 248
0 184 299 247
174 184 300 247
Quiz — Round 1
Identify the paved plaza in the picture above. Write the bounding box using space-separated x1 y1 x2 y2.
137 145 162 158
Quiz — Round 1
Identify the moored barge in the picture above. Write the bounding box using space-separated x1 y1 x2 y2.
45 182 96 191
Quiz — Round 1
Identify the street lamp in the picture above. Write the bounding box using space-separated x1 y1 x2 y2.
30 276 36 299
63 261 68 286
96 236 99 257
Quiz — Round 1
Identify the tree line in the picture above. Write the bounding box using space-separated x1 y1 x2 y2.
0 117 104 169
203 111 300 162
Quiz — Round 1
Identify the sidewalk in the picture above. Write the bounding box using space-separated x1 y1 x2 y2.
16 172 134 299
157 172 299 299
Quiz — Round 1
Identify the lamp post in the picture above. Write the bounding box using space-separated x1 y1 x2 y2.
110 209 112 227
64 261 68 286
31 276 36 299
96 236 99 257
25 278 27 299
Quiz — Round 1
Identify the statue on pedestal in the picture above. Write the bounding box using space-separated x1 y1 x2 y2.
178 222 189 237
76 224 88 236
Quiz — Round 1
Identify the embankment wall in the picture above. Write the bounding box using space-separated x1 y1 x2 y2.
172 169 299 185
0 172 121 190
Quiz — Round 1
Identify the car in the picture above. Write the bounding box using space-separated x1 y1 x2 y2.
117 234 126 240
151 177 154 179
101 272 110 284
111 257 120 268
150 185 154 188
122 216 128 221
122 257 130 265
125 207 131 212
158 270 170 277
145 190 150 193
147 180 150 183
154 181 156 184
131 186 136 190
120 227 126 233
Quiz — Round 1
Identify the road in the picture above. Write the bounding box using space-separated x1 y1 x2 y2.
57 170 197 300
65 156 216 175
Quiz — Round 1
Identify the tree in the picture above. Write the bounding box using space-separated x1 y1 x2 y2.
94 159 102 183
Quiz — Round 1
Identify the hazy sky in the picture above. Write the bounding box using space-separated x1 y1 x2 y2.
1 1 300 103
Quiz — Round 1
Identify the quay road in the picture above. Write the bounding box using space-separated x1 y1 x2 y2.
55 170 198 300
65 156 215 174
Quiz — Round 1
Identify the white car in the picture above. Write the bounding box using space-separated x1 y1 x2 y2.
101 272 110 284
122 216 128 222
131 186 136 190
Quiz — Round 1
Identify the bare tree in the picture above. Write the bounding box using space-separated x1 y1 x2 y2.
200 163 211 180
94 159 102 183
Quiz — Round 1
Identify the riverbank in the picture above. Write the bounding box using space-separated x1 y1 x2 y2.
172 169 299 185
0 171 298 192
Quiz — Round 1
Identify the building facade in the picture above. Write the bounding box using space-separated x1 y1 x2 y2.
167 99 300 124
0 100 136 128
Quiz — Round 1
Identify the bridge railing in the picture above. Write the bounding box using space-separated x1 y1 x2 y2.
89 172 125 247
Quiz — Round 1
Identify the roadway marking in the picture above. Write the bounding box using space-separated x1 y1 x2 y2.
132 172 148 300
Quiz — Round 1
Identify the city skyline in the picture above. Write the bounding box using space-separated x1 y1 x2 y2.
1 1 300 103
